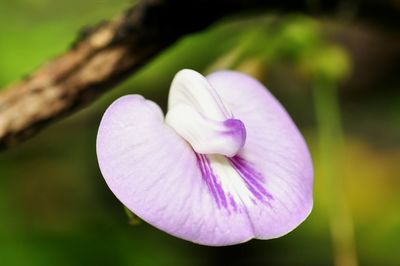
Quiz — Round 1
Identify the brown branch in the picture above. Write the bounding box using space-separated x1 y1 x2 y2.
0 0 398 149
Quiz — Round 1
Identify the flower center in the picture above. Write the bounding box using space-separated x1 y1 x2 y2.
165 69 246 157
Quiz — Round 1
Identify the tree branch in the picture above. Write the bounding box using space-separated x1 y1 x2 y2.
0 0 398 149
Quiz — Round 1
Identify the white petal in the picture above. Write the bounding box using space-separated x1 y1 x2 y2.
168 69 231 120
165 104 246 157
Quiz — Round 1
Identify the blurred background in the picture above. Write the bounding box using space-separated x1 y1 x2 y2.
0 0 399 265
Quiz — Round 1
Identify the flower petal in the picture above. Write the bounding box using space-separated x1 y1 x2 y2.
97 69 313 246
168 69 232 120
166 69 248 157
166 104 246 157
97 95 255 246
206 71 314 239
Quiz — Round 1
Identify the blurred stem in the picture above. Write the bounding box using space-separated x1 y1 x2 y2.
313 77 358 266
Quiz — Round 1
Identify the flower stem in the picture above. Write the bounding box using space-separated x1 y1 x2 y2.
313 77 358 266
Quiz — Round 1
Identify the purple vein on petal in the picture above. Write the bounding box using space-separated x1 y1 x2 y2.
229 156 273 203
196 153 272 213
196 153 220 208
228 194 238 212
203 155 228 209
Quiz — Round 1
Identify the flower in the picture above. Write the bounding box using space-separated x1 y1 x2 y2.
96 69 313 246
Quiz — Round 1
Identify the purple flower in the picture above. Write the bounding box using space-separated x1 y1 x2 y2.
96 69 313 246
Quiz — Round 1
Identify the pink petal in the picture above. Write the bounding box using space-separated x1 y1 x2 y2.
97 70 313 246
206 71 313 239
97 95 254 245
